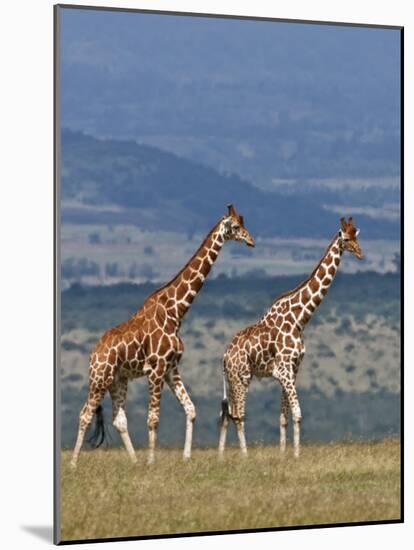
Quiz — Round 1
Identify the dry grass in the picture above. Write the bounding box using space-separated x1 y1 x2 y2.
60 439 400 542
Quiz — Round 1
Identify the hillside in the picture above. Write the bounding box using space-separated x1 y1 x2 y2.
60 272 401 448
60 130 399 240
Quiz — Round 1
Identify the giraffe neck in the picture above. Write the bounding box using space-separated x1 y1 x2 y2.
156 220 225 321
268 234 343 331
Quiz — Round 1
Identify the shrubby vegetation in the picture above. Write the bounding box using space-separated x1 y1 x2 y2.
60 271 400 448
61 382 400 451
61 270 400 333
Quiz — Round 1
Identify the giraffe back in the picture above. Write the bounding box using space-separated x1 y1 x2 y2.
224 298 305 380
90 293 183 381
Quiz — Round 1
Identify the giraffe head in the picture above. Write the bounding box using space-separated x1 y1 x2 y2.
222 204 255 247
339 217 363 259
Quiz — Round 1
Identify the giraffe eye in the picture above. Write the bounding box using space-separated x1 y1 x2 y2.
233 224 240 231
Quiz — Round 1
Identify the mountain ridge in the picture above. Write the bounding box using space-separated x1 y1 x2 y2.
61 129 399 240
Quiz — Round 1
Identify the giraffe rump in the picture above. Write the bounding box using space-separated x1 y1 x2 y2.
87 405 106 448
220 397 242 422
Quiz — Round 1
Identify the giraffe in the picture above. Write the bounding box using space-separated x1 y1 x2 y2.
218 217 363 459
70 205 255 468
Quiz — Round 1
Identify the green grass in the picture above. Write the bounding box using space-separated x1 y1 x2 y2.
60 439 400 542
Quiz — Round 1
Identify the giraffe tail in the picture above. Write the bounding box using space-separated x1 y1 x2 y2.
220 371 231 422
221 398 230 420
87 405 106 448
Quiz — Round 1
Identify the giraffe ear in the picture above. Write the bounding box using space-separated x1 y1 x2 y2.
340 217 347 231
239 215 245 226
355 228 360 237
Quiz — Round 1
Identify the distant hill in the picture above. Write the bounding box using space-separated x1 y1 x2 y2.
61 130 399 239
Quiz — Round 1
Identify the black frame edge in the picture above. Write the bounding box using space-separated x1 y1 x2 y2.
59 519 403 546
400 26 404 524
55 3 403 30
54 3 62 546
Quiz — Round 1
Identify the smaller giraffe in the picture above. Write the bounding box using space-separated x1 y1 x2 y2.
218 217 363 458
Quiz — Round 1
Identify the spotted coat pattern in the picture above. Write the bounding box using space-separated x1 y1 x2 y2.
70 206 254 467
218 218 363 458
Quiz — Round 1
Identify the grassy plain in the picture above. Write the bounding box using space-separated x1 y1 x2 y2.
60 438 400 542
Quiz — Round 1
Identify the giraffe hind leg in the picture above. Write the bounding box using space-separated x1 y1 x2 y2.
166 365 196 460
70 364 114 469
218 398 230 458
146 362 166 465
228 373 250 456
109 375 137 464
70 386 107 468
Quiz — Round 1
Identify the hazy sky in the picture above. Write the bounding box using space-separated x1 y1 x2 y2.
59 7 401 185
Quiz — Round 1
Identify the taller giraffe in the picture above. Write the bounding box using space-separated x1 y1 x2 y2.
71 205 255 468
218 217 363 458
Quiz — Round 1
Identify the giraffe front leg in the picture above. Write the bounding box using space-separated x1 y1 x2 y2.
147 368 165 465
274 361 302 458
109 376 137 464
166 365 196 460
283 376 302 458
292 407 302 459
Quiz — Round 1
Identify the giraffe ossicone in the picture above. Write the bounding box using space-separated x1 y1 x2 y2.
218 217 363 459
70 204 254 468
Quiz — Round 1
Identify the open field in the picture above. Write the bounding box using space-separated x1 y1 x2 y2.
60 439 400 542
